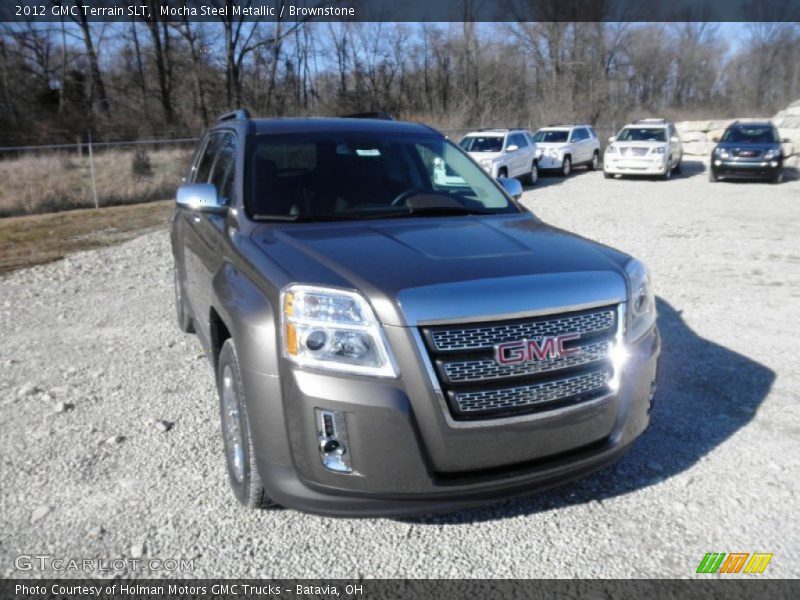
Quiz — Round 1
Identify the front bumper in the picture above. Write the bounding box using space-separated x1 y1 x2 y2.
537 154 563 170
711 158 781 180
604 157 668 176
244 326 661 517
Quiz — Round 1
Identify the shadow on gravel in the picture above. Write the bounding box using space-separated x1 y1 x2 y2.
402 297 775 525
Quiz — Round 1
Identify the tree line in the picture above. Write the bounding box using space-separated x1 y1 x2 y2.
1 17 799 145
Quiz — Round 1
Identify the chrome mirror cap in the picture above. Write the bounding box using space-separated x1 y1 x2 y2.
497 176 523 200
176 183 226 213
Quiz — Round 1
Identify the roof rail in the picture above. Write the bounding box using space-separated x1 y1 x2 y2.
340 111 394 120
635 118 666 124
218 109 251 121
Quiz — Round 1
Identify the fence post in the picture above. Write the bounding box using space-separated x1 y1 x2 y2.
87 133 99 209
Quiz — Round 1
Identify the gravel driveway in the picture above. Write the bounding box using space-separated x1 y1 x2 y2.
2 160 799 578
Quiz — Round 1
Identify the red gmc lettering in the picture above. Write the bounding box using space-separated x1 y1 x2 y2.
495 334 581 365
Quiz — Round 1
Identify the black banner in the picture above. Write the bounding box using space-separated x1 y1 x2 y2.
2 0 800 23
2 580 799 600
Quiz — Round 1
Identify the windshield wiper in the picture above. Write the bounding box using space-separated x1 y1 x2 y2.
357 205 495 219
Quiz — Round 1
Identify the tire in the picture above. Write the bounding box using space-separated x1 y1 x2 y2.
217 339 279 510
771 170 783 184
174 266 194 333
604 171 613 179
709 169 718 182
528 162 538 185
588 151 599 171
673 159 682 174
498 167 508 179
662 159 672 180
561 156 572 177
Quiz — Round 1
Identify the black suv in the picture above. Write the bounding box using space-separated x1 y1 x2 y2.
710 121 786 183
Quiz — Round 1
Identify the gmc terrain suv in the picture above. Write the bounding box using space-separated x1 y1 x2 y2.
171 110 661 517
709 121 786 184
532 125 601 175
604 119 683 179
458 128 539 184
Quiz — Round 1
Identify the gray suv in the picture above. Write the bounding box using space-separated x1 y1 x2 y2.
171 110 661 517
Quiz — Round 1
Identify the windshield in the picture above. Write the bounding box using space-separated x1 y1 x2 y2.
721 126 778 144
246 133 518 221
617 128 667 142
459 136 504 152
533 130 569 143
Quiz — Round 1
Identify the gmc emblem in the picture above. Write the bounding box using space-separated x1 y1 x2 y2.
494 334 581 365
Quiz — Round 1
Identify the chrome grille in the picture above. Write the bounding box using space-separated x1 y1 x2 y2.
421 305 619 420
430 309 614 352
442 340 610 383
454 370 610 414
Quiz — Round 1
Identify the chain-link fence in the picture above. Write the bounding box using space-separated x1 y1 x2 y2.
0 138 197 218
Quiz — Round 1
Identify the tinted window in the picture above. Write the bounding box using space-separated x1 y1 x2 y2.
721 126 778 144
459 136 504 152
617 128 667 142
571 128 587 142
512 133 528 148
533 130 569 143
210 133 236 205
247 134 518 220
194 133 222 183
588 127 597 138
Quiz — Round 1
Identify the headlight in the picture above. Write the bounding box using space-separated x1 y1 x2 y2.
764 149 779 160
624 259 656 342
281 285 398 377
606 145 617 154
651 146 666 154
479 158 492 167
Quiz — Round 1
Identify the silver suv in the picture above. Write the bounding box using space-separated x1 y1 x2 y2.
533 125 601 175
171 111 660 516
459 129 539 184
604 119 683 179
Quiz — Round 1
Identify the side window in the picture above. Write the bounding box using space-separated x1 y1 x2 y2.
588 127 597 139
515 133 529 148
194 133 222 183
209 133 237 205
569 129 581 142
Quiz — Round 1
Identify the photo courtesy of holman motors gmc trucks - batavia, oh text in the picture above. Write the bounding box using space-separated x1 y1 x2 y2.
171 110 661 517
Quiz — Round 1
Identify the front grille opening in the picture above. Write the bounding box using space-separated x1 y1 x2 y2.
421 305 619 421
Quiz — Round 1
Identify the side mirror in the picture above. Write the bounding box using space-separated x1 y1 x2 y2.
176 183 226 213
608 136 616 143
506 144 519 153
498 176 523 200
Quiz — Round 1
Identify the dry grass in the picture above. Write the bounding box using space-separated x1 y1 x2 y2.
0 200 174 274
0 147 191 217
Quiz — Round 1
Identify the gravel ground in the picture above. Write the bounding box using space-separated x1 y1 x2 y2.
2 160 799 579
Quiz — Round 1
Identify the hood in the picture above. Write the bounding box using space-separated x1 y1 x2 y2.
535 142 569 150
252 214 630 326
612 140 667 148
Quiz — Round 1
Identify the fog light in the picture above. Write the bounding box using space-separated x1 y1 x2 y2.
714 160 722 166
770 161 778 167
315 409 352 473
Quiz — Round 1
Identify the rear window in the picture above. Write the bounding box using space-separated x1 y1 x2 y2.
721 126 778 144
533 130 569 143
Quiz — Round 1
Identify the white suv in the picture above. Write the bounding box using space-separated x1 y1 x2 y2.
458 129 539 184
604 119 683 180
532 125 601 176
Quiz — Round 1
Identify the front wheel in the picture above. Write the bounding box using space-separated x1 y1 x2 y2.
771 170 784 184
528 162 538 185
174 266 194 333
604 171 613 179
672 160 682 174
561 156 572 177
588 152 599 171
662 160 673 180
217 339 279 510
709 169 719 182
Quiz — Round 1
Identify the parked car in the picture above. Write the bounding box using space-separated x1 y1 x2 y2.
604 119 683 180
458 128 539 184
532 125 601 175
171 110 660 517
709 121 786 184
